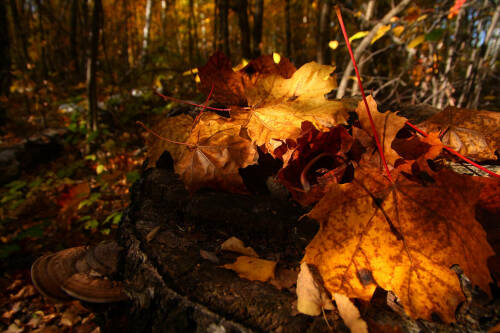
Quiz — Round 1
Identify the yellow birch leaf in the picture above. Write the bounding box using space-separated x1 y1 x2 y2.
407 34 426 49
349 31 369 43
328 40 339 50
393 26 405 37
371 25 391 44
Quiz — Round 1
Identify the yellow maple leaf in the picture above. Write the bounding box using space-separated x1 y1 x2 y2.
303 167 494 322
223 256 277 282
240 62 348 150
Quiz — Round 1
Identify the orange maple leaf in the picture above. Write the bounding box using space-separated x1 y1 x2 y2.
145 114 193 167
354 96 408 167
417 106 500 161
175 113 258 193
303 167 494 322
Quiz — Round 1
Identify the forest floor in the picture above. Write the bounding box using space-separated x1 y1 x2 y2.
0 85 169 332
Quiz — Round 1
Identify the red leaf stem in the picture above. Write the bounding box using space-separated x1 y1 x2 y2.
136 121 195 147
335 6 394 183
405 121 500 179
192 84 214 130
154 91 231 112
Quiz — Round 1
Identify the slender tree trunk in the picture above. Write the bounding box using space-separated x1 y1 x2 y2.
70 0 80 79
121 0 130 72
0 0 10 96
316 0 332 64
231 0 251 59
87 0 101 133
35 0 49 78
187 0 195 65
252 0 263 57
285 0 292 59
336 0 411 99
9 0 30 66
141 0 154 66
216 0 230 56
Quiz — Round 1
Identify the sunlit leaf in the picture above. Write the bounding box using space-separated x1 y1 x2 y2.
349 31 369 43
407 34 426 49
371 25 391 44
328 40 339 50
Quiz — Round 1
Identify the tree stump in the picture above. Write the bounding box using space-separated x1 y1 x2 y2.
112 164 499 332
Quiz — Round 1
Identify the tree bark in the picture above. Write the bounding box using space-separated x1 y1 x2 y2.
231 0 251 59
9 0 31 66
0 0 11 97
35 0 49 78
285 0 292 59
141 0 154 66
87 0 101 133
70 0 81 80
216 0 230 56
335 0 411 99
252 0 263 57
316 0 332 65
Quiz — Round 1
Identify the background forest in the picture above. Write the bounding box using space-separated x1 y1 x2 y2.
0 0 499 332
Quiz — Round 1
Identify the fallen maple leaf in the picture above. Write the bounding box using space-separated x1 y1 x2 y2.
220 236 258 257
417 106 500 161
296 262 334 316
223 256 277 282
354 96 408 167
237 62 348 151
175 113 258 192
303 167 494 322
145 114 193 167
278 121 353 206
198 51 247 106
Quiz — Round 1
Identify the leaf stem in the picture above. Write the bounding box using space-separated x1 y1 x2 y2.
136 121 195 147
335 5 394 183
154 91 231 112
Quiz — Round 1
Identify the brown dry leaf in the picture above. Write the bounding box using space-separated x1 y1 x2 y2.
355 96 408 167
146 114 193 167
333 293 368 333
303 167 494 322
198 51 247 106
296 262 334 316
393 132 444 175
241 54 296 85
175 113 258 192
237 62 348 150
418 106 500 161
223 256 277 282
220 236 258 257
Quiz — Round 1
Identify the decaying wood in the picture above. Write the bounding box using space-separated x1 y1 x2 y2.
114 164 500 332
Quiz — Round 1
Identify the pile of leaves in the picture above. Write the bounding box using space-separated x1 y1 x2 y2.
146 52 500 323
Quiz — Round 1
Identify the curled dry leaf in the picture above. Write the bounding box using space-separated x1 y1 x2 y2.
417 106 500 161
237 62 348 151
278 121 353 206
223 256 276 282
220 236 258 257
333 293 368 333
303 167 494 322
296 262 334 316
354 96 408 167
175 113 258 193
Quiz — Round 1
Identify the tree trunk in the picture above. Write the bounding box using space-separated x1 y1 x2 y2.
336 0 411 99
252 0 263 57
70 0 81 80
35 0 49 78
141 0 154 66
9 0 31 66
285 0 292 59
351 0 375 95
231 0 251 59
0 0 10 129
316 0 332 65
87 0 101 133
216 0 230 56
